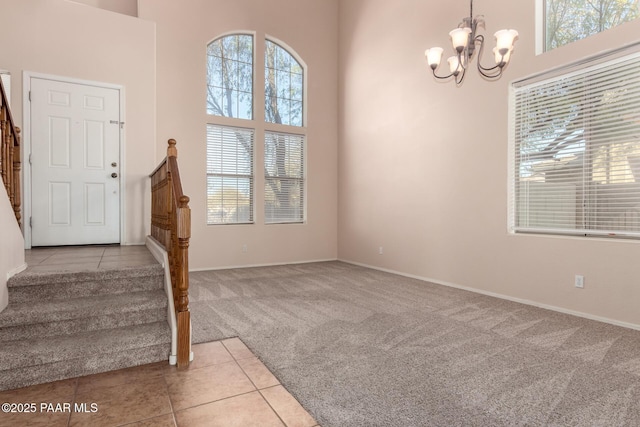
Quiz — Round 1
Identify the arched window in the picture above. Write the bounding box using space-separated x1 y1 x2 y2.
206 34 253 120
265 40 303 127
206 34 306 225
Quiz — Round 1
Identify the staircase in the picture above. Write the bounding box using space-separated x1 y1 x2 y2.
0 248 171 391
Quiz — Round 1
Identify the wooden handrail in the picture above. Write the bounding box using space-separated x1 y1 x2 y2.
150 139 191 368
0 76 21 229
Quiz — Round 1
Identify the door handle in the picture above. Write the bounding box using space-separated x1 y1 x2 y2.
111 172 118 178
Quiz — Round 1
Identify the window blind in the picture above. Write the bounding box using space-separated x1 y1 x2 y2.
510 52 640 238
206 124 254 224
264 131 305 224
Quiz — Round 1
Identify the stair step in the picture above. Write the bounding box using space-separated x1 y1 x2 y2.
0 321 171 391
7 264 164 303
0 253 173 392
0 290 168 341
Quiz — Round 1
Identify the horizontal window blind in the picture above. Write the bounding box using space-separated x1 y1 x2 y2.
264 131 305 224
510 52 640 238
206 124 254 224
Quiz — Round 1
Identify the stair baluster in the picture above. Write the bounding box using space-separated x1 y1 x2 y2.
0 77 21 228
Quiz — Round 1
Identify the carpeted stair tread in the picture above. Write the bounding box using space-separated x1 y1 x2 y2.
0 321 170 372
7 265 165 303
7 264 163 288
1 344 169 392
0 289 167 329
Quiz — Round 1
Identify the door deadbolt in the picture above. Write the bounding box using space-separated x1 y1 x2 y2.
111 172 118 178
111 162 117 167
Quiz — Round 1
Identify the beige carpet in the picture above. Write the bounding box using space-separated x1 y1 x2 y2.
189 261 640 426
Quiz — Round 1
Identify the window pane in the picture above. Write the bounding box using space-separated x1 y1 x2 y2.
545 0 639 51
207 34 253 119
277 97 291 126
207 124 254 224
291 72 303 101
265 40 304 126
510 53 640 237
290 101 303 127
264 131 304 223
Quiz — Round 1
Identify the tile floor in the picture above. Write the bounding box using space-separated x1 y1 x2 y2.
5 246 318 426
24 245 159 273
0 338 319 427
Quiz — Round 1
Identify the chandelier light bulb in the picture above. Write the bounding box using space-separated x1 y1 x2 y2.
425 47 444 69
447 56 462 76
449 27 472 53
494 29 519 54
493 47 512 66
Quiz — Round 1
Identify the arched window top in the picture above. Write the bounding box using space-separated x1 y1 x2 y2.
206 34 305 127
207 34 254 120
265 39 304 127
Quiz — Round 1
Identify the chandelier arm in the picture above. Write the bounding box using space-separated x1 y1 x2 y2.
455 68 466 85
473 34 504 79
431 70 457 80
458 50 468 72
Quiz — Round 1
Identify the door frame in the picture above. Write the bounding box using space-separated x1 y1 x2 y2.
22 71 126 249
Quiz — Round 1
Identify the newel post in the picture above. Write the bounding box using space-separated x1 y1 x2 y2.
176 195 191 367
167 138 177 158
172 138 191 368
176 195 190 312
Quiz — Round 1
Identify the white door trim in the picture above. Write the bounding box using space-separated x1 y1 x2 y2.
22 71 126 249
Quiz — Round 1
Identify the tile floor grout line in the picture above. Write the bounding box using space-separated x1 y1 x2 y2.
257 387 290 427
172 387 264 414
160 363 180 427
235 356 263 391
66 377 79 427
221 337 259 362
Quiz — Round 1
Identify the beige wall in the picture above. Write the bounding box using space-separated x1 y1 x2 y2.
0 193 25 312
338 0 640 327
0 0 156 245
66 0 138 17
138 0 339 270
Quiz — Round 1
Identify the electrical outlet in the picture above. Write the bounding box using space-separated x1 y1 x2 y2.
575 275 584 288
242 244 248 253
379 246 383 255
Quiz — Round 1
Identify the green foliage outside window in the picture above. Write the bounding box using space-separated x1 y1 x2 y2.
546 0 639 51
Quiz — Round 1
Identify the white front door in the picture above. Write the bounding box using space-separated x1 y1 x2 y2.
30 77 121 246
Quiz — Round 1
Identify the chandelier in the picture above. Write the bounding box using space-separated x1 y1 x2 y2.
424 0 518 85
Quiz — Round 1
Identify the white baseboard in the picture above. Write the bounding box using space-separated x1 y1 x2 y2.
6 262 27 280
189 258 338 272
340 259 640 332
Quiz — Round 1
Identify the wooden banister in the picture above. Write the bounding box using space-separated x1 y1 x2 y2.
150 139 191 367
0 76 21 228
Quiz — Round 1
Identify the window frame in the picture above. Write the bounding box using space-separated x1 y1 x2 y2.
205 32 307 226
508 48 640 239
537 0 640 53
264 39 305 128
206 32 255 121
